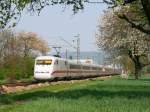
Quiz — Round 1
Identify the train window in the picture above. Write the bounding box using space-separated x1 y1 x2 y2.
36 60 52 65
83 66 91 70
54 60 58 65
99 68 102 70
92 67 97 70
70 64 81 69
65 61 67 65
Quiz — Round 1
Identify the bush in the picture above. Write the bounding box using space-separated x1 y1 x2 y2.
0 56 35 82
142 65 150 74
19 57 34 78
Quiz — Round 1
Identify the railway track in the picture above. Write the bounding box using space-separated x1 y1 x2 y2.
0 73 120 94
1 81 35 87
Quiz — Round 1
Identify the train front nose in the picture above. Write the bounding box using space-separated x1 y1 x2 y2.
34 71 51 80
34 59 53 80
34 66 52 80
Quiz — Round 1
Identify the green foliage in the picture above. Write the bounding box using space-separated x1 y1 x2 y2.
142 65 150 73
0 56 34 81
20 57 34 78
0 0 86 29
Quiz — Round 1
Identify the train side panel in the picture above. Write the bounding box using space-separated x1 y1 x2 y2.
51 59 69 78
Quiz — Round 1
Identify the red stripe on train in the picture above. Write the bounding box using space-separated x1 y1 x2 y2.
51 70 109 75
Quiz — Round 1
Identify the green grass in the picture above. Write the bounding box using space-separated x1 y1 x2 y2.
1 76 150 112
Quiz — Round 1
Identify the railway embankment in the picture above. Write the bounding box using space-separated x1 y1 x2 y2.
0 76 112 94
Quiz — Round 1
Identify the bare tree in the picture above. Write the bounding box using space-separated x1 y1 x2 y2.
0 30 20 64
17 31 50 57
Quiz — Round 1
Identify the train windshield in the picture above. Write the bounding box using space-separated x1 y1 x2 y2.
36 60 52 65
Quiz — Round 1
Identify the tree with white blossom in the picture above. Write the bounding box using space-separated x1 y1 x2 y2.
96 10 150 79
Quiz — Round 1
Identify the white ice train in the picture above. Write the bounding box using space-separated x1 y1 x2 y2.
34 56 120 80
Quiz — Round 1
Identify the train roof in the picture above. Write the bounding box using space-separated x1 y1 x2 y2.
35 56 65 61
35 56 59 59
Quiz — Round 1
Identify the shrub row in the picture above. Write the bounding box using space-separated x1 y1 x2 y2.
0 57 34 82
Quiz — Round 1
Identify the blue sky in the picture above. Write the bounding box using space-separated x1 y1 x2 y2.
15 3 107 52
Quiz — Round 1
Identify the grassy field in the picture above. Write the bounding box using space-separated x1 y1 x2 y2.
1 76 150 112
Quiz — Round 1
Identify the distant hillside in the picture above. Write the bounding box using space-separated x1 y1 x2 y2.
60 51 105 64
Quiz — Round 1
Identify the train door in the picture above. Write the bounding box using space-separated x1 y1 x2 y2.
65 61 69 77
57 60 68 78
57 60 65 77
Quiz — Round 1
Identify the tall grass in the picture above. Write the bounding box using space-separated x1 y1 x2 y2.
1 76 150 112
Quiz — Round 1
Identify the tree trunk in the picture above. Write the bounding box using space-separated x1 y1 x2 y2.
134 63 141 79
133 56 142 80
141 0 150 25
